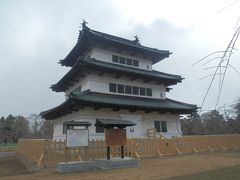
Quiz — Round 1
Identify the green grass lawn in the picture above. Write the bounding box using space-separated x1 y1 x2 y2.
168 164 240 180
0 143 16 148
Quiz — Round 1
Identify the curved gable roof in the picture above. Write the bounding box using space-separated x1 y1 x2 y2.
40 90 198 120
60 26 171 67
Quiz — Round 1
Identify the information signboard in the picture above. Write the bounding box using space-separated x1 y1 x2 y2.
105 128 127 146
66 129 89 147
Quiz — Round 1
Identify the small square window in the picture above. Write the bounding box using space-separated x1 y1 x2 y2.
146 88 152 96
154 121 167 133
154 121 161 133
139 87 146 96
133 60 139 67
117 84 124 93
96 126 104 133
161 121 167 133
96 120 104 133
63 122 67 134
125 85 132 94
119 57 126 64
109 83 117 93
126 58 133 66
112 55 118 63
132 86 139 95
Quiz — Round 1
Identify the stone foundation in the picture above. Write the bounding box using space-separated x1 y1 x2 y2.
95 157 140 170
56 161 95 173
56 157 140 173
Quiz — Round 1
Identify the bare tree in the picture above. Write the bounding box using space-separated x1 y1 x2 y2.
193 20 240 110
39 120 53 139
28 114 43 137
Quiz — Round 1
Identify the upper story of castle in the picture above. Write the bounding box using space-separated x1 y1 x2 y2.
51 21 183 100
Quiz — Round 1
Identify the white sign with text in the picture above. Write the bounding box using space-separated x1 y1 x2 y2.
66 129 89 147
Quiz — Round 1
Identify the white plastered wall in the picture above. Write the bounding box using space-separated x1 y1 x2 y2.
89 47 153 70
52 108 182 141
142 112 182 138
65 73 166 99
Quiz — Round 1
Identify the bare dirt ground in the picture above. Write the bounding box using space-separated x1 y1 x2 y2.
0 156 28 177
1 151 240 180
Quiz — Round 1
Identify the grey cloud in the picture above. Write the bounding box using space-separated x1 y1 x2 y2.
123 19 240 110
0 1 239 117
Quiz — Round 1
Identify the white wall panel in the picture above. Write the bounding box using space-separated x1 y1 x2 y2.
52 109 182 140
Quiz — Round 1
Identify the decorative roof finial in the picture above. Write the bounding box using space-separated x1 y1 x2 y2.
133 35 140 44
82 19 88 28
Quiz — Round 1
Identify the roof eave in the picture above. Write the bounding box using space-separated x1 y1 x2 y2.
41 92 198 120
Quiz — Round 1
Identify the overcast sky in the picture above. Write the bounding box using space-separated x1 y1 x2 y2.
1 0 240 117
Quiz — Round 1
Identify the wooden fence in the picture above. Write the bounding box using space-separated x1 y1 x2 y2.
16 134 240 167
175 134 240 154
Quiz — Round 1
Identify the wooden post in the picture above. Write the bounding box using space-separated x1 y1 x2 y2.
37 153 44 167
65 147 68 163
193 147 199 154
85 146 88 161
176 147 182 156
121 146 124 159
107 146 110 160
156 149 163 158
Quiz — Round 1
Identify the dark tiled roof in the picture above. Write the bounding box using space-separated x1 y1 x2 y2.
40 90 198 120
95 119 135 128
51 57 183 92
60 26 171 67
66 121 91 127
89 29 169 55
71 91 197 111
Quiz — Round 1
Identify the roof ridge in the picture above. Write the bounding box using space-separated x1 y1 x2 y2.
88 28 170 53
90 29 138 45
166 98 198 108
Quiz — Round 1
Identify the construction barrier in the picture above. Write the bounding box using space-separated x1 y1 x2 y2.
16 134 240 167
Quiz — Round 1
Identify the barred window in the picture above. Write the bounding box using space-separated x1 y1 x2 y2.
126 58 133 66
146 88 152 96
109 83 117 92
117 84 124 93
108 83 152 97
119 57 126 64
139 87 146 96
112 55 118 63
111 55 139 68
125 85 132 94
132 86 139 95
133 60 139 67
154 121 167 133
